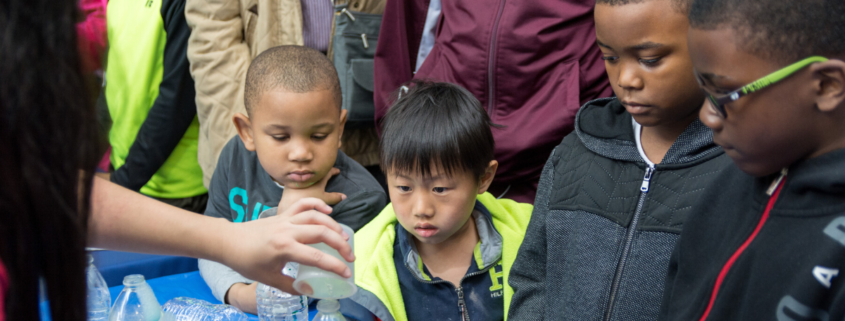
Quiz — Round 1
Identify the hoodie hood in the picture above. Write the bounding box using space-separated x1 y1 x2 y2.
574 97 722 166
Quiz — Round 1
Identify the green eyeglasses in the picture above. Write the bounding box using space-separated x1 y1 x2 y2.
694 56 829 118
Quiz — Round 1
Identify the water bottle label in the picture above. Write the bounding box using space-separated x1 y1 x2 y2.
283 263 299 278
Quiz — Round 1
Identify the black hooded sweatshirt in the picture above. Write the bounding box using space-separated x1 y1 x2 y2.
659 147 845 320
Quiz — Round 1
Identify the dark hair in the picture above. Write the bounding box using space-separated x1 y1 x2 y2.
380 81 497 180
596 0 693 14
244 45 342 115
0 0 99 319
689 0 845 64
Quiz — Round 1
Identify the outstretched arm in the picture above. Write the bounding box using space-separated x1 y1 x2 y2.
87 177 354 292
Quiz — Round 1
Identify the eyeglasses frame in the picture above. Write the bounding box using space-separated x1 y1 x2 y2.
694 56 829 118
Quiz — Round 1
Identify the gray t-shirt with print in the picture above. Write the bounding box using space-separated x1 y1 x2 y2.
200 136 387 302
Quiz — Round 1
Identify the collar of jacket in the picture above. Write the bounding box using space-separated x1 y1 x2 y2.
574 97 723 166
747 147 845 216
396 201 503 282
349 192 533 321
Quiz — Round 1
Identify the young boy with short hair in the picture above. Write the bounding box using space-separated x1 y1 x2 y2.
507 0 732 319
659 0 845 319
199 45 387 314
344 81 533 321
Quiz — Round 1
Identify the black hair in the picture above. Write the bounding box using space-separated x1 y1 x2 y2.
244 45 342 115
380 81 497 180
596 0 693 14
1 0 99 318
689 0 845 64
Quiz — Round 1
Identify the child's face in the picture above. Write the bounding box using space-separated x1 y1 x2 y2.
236 89 346 188
388 164 494 245
595 1 704 128
688 27 822 176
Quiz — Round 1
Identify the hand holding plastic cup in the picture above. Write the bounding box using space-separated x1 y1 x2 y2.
293 223 357 299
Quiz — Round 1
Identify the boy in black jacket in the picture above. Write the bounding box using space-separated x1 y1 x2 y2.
507 0 732 319
658 0 845 320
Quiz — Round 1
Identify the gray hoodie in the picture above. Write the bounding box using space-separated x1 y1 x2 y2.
508 97 731 321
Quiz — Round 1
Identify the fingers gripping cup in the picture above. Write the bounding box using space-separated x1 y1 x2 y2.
293 223 357 299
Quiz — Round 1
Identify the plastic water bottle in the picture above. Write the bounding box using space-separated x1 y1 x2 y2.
160 297 248 321
109 274 162 321
312 299 345 321
87 255 111 321
255 283 308 321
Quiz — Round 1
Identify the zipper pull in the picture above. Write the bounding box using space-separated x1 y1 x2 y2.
342 8 356 21
640 167 654 193
456 287 467 321
766 168 788 196
361 34 369 49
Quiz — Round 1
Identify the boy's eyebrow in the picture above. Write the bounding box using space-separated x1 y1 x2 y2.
696 72 725 86
396 173 446 181
595 40 664 51
310 123 335 129
264 123 335 130
628 41 664 51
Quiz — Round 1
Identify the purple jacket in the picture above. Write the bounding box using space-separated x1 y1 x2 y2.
374 0 611 203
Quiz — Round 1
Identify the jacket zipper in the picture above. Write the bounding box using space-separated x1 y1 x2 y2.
486 0 506 120
603 166 654 321
698 169 788 321
406 260 498 321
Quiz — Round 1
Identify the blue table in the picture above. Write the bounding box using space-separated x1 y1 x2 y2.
106 271 364 320
108 271 261 320
91 250 198 287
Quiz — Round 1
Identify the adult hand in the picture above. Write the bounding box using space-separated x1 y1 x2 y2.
277 167 347 214
218 197 355 294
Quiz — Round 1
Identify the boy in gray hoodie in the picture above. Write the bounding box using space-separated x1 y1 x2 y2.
507 0 731 319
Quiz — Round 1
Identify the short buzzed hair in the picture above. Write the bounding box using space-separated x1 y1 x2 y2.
596 0 693 14
244 45 342 114
689 0 845 64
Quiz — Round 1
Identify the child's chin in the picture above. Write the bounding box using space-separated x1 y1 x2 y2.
279 177 322 189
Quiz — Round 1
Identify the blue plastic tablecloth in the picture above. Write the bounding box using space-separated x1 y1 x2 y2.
107 271 348 320
91 250 198 286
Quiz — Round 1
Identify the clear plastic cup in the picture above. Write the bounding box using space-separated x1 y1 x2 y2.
293 223 356 299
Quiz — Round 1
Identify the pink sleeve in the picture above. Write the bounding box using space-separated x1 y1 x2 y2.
76 0 108 72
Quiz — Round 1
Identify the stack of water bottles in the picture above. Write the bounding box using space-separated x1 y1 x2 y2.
161 297 248 321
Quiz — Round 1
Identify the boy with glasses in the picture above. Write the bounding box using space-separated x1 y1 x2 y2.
507 0 732 319
659 0 845 320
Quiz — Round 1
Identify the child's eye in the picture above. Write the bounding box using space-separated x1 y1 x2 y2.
601 56 618 63
272 135 289 142
311 135 327 141
432 187 448 194
639 57 662 66
397 186 411 192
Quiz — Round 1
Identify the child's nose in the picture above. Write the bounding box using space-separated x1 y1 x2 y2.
617 64 643 90
288 139 313 162
411 194 434 218
699 100 724 132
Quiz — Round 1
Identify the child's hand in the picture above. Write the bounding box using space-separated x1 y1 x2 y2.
278 167 347 214
226 282 258 314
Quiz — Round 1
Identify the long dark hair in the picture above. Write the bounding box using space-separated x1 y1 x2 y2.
0 0 99 318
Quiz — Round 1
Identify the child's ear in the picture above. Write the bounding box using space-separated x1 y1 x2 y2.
812 59 845 113
233 113 257 151
337 109 348 149
477 160 499 194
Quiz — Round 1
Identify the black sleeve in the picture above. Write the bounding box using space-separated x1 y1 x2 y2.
331 190 388 232
110 0 197 191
